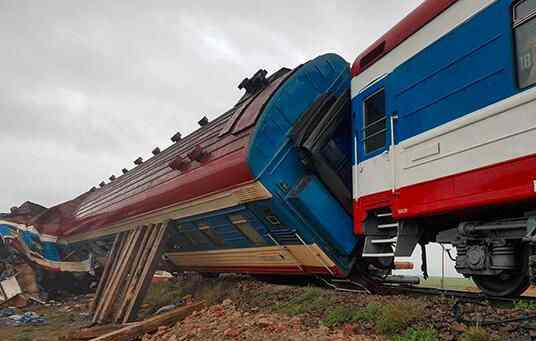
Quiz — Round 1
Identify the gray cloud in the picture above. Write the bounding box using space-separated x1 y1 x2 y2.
1 0 423 209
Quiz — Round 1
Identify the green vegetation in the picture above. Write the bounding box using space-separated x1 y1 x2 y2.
321 301 424 336
322 302 382 327
376 302 424 335
274 286 335 316
390 328 439 341
460 327 491 341
418 276 475 291
352 303 381 322
143 277 240 315
515 300 536 311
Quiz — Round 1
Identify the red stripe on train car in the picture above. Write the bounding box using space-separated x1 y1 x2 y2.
354 154 536 234
351 0 458 77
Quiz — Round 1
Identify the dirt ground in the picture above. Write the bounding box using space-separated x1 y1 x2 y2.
0 294 92 341
1 275 536 341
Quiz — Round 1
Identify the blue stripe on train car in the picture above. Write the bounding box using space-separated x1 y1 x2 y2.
354 0 522 162
169 205 274 252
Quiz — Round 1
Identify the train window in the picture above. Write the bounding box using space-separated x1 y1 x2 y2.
198 223 226 247
363 89 387 153
514 0 536 88
228 214 266 246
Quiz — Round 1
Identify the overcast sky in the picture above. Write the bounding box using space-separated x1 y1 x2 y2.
2 1 459 276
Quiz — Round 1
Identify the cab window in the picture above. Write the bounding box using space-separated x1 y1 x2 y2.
363 89 386 153
514 0 536 88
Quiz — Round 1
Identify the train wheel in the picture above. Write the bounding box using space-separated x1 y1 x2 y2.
472 272 529 297
472 245 529 297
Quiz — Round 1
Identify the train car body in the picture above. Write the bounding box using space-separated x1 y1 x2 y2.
26 54 361 279
351 0 536 296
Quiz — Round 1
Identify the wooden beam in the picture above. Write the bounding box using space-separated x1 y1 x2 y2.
98 228 144 323
114 225 158 323
122 222 169 323
93 232 131 323
62 324 124 340
92 233 123 314
90 302 204 341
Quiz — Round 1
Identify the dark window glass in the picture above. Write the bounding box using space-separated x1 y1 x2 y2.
515 7 536 88
515 0 536 21
363 90 386 153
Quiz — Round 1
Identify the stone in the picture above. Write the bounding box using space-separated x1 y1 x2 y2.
223 327 241 338
342 324 354 336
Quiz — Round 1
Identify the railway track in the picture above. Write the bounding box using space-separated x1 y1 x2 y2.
320 277 536 327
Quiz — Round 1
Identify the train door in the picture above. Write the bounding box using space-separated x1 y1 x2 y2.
353 78 396 204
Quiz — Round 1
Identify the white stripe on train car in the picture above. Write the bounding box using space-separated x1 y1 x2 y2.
351 0 496 97
354 85 536 198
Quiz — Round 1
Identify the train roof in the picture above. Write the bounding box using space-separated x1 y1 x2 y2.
351 0 458 78
34 68 292 239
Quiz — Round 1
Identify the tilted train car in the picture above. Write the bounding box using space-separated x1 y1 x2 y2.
33 54 365 280
351 0 536 296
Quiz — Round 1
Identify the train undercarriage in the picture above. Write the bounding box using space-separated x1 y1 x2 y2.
360 208 536 297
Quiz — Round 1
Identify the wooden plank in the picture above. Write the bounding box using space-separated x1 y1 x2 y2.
92 233 123 314
93 232 131 323
62 324 124 341
98 228 144 323
90 302 204 341
122 222 168 323
113 225 159 323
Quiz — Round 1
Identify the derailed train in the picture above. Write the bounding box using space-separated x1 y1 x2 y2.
5 0 536 297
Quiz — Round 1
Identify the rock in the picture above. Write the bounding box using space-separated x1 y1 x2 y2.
342 324 354 336
223 327 241 337
451 322 466 333
256 317 274 327
155 304 177 315
222 299 233 307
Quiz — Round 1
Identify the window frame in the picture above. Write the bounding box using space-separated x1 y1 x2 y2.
361 88 387 154
197 222 226 247
513 0 536 88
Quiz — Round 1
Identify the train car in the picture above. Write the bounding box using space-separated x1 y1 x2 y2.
351 0 536 296
28 53 367 280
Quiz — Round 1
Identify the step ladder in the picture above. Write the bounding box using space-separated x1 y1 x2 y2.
362 210 398 258
362 209 422 260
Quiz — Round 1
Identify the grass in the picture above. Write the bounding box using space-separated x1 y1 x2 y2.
0 305 87 341
375 302 423 335
273 286 335 316
460 327 491 341
390 328 439 341
142 277 240 315
515 300 536 311
418 277 475 291
321 301 424 336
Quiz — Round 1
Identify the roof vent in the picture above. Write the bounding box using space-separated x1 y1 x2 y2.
238 69 269 95
152 147 161 155
109 175 116 181
122 168 128 174
198 116 209 127
359 41 386 69
134 157 143 165
99 181 106 188
169 156 189 171
188 145 210 162
171 132 182 143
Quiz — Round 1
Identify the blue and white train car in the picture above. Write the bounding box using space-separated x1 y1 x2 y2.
351 0 536 296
